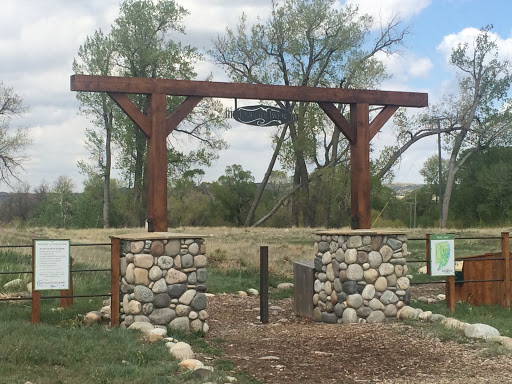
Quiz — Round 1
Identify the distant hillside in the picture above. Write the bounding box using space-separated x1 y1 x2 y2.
385 183 423 198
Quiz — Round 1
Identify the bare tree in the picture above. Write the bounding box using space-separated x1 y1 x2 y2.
0 83 30 186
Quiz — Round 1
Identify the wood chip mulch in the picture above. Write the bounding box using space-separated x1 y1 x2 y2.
204 294 512 384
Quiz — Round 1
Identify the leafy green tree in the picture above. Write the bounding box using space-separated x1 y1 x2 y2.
212 0 408 227
73 30 116 228
0 182 36 223
437 26 512 227
0 83 30 186
379 26 512 227
420 156 449 204
74 0 228 227
70 176 134 228
167 169 211 227
209 165 257 226
33 176 75 228
452 147 512 226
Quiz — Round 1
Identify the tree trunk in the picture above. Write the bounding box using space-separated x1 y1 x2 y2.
133 127 146 226
440 154 457 228
322 126 341 228
298 156 314 227
290 163 301 227
244 124 288 226
440 144 479 227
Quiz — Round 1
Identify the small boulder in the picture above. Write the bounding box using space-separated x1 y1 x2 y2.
178 359 204 371
3 278 23 289
128 321 155 335
441 317 470 331
83 311 103 325
169 341 194 360
464 323 500 340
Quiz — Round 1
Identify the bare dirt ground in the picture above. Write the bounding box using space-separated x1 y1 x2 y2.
204 291 512 384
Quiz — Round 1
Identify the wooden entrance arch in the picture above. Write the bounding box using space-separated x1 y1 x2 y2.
70 75 428 231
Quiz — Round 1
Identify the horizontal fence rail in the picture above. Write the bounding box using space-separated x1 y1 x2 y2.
408 233 511 310
0 242 112 304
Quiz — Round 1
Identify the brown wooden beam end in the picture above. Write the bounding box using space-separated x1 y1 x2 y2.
166 96 203 136
71 75 428 108
318 102 356 144
107 92 151 137
350 103 371 229
369 105 399 141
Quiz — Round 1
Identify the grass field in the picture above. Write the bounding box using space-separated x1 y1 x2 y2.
1 225 511 382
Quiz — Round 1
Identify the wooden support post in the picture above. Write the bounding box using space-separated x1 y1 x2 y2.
110 237 120 326
426 234 431 275
60 257 73 307
31 239 40 324
446 275 456 312
260 246 269 324
350 103 370 229
502 232 511 308
147 93 168 232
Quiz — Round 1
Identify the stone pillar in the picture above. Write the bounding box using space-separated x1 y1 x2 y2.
312 230 409 324
113 233 208 333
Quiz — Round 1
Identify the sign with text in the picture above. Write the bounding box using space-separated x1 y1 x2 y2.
430 234 455 276
34 239 70 291
233 105 292 126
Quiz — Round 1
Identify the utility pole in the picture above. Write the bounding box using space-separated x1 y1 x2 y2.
406 197 416 229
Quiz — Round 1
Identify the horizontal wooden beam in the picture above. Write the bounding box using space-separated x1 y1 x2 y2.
72 75 428 108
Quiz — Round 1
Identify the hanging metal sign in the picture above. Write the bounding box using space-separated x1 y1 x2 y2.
232 105 292 126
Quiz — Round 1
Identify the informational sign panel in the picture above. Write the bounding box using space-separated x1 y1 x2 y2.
430 234 455 276
34 240 70 291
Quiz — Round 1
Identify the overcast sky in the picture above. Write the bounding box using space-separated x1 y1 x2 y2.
1 0 511 192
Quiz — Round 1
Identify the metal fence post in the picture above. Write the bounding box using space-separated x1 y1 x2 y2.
260 246 269 324
502 232 511 308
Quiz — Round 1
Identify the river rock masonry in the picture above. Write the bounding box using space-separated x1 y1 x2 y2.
312 230 410 324
114 233 208 333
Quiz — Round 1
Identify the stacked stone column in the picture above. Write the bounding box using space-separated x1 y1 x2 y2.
312 230 410 324
115 233 208 333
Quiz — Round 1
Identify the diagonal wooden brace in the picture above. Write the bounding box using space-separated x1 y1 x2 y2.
166 96 203 135
107 92 151 137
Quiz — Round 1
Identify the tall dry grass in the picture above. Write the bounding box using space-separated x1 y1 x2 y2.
1 225 511 275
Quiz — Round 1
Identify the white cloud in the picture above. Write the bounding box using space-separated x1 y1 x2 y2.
437 27 512 65
376 51 433 84
345 0 431 26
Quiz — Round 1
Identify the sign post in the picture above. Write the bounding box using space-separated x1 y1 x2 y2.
31 239 71 323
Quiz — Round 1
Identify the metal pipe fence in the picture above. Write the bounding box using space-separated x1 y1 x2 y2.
0 242 112 302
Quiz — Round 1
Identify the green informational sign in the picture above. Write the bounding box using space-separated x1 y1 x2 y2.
430 234 455 276
34 239 70 291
